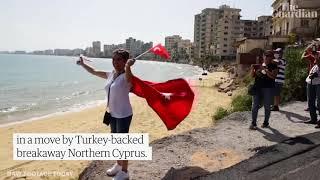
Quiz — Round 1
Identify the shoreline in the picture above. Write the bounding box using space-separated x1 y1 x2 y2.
0 100 107 128
0 67 204 128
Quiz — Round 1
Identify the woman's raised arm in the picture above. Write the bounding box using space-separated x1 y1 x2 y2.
77 57 108 79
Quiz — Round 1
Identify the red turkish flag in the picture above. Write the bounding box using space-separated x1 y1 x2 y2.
131 76 194 130
149 44 171 59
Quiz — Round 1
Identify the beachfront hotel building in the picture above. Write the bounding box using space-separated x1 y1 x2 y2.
165 35 182 51
239 16 273 39
104 44 118 57
165 35 192 61
241 20 259 38
125 37 143 57
258 16 273 37
125 37 153 58
92 41 101 57
271 0 319 47
194 5 242 60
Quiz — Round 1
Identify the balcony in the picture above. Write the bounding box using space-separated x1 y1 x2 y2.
269 35 289 44
271 30 288 36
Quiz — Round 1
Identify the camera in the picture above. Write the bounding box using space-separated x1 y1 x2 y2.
312 45 318 55
251 64 260 70
310 72 318 79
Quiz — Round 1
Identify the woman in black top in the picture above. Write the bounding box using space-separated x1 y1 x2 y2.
250 50 278 130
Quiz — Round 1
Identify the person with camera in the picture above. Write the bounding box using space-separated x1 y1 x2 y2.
302 45 318 111
305 52 320 128
250 50 278 130
77 49 135 180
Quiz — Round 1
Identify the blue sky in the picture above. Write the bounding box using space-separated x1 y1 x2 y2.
0 0 273 51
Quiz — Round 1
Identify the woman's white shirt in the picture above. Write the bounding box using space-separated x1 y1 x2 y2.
306 65 320 85
105 71 133 118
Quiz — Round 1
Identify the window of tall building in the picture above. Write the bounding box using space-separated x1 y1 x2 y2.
225 21 228 23
223 50 227 53
224 32 228 35
224 38 228 41
225 26 229 29
224 44 227 47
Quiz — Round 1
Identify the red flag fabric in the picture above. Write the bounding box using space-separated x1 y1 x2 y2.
131 76 194 130
149 44 171 59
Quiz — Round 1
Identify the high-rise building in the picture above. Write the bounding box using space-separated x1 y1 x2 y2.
54 49 73 56
194 5 242 60
125 37 152 57
72 49 84 56
165 35 182 51
165 35 192 61
125 37 138 56
257 16 273 37
103 44 126 57
104 44 117 57
14 51 26 54
92 41 101 57
241 20 259 38
194 8 219 59
142 42 153 52
85 47 94 57
44 49 54 55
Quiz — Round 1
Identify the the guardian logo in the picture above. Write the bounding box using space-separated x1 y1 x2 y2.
274 2 318 18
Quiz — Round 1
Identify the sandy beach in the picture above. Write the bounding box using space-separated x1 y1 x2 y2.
0 72 232 180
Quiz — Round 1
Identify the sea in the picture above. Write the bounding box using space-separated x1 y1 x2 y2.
0 54 202 125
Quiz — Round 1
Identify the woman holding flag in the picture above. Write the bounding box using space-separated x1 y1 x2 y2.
77 44 194 180
77 49 134 180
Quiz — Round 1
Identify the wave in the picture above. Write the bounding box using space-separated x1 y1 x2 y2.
0 106 18 113
0 103 37 114
176 66 183 70
0 99 106 127
51 90 93 102
54 81 80 87
72 91 90 96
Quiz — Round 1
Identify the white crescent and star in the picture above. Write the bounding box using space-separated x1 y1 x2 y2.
153 47 161 52
162 93 172 101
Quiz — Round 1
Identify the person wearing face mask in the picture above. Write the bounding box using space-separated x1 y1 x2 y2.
250 50 279 130
271 48 286 111
305 51 320 128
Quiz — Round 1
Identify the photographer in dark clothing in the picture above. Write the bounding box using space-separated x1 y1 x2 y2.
250 50 278 130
